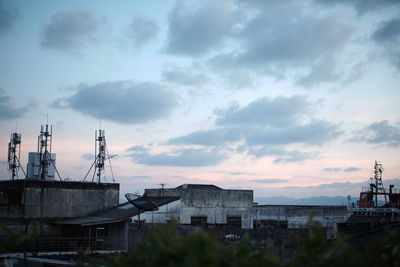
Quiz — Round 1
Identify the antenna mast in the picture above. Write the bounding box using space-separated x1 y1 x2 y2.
38 124 53 180
83 129 116 183
373 160 387 206
93 129 106 183
7 132 25 179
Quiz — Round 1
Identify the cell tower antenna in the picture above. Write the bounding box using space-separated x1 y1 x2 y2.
373 160 387 206
7 131 26 179
83 129 116 183
36 124 62 181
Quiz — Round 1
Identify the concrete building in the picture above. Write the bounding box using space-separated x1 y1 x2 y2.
253 205 348 238
0 179 176 257
0 179 125 254
133 184 254 229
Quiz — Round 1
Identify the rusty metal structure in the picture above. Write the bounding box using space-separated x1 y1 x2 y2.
358 161 400 209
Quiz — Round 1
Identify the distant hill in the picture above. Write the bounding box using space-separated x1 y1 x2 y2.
254 196 358 206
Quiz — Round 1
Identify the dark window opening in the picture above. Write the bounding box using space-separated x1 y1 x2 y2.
96 227 106 239
191 216 207 226
227 216 241 226
0 190 23 205
253 220 288 228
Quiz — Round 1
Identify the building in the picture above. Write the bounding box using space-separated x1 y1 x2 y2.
253 205 348 238
133 184 254 229
0 179 177 257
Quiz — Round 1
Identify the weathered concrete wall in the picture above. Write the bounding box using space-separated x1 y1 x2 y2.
253 205 348 229
142 184 254 228
145 188 181 197
133 199 181 223
180 188 253 208
0 180 119 219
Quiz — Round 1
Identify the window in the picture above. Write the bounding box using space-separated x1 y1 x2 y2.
191 216 207 226
227 216 241 226
0 190 22 205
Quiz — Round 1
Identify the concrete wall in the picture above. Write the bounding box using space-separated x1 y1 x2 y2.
133 199 181 223
253 205 348 229
0 180 119 219
142 184 254 229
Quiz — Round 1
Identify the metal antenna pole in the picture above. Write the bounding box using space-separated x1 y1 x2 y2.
8 132 22 180
105 140 115 183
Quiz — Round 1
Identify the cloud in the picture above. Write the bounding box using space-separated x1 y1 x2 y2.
343 167 361 172
126 145 149 152
209 1 355 86
315 0 400 14
81 153 94 161
244 120 341 146
52 81 178 124
272 151 318 163
165 0 240 56
168 95 341 163
371 17 400 69
162 66 208 86
323 167 361 172
0 0 17 33
125 15 159 48
252 179 288 184
128 148 227 167
212 96 338 145
41 7 108 53
0 89 31 120
350 120 400 147
168 127 241 146
216 95 311 127
245 146 318 163
323 168 342 172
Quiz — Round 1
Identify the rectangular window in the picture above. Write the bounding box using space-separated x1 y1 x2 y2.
227 216 241 226
0 190 23 205
191 216 207 226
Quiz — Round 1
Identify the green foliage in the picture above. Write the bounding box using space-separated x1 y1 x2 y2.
78 221 400 267
0 224 36 253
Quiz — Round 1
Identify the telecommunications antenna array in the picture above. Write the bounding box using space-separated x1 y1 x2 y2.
36 124 62 180
7 132 26 179
83 129 116 183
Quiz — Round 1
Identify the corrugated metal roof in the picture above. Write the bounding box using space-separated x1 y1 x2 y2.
61 196 180 226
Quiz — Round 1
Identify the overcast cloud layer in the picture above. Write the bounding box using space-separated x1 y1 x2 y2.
0 0 399 197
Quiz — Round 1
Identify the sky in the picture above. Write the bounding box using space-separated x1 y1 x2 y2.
0 0 399 200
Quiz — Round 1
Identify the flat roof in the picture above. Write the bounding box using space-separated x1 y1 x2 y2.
0 179 119 190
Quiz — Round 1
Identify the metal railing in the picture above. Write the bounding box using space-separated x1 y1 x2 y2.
361 187 400 194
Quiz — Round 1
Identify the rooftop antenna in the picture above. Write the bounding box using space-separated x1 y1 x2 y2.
36 123 62 180
83 128 116 183
373 160 387 206
7 130 26 179
94 129 106 183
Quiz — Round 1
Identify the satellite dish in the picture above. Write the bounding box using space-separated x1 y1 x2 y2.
125 193 159 211
125 193 140 202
